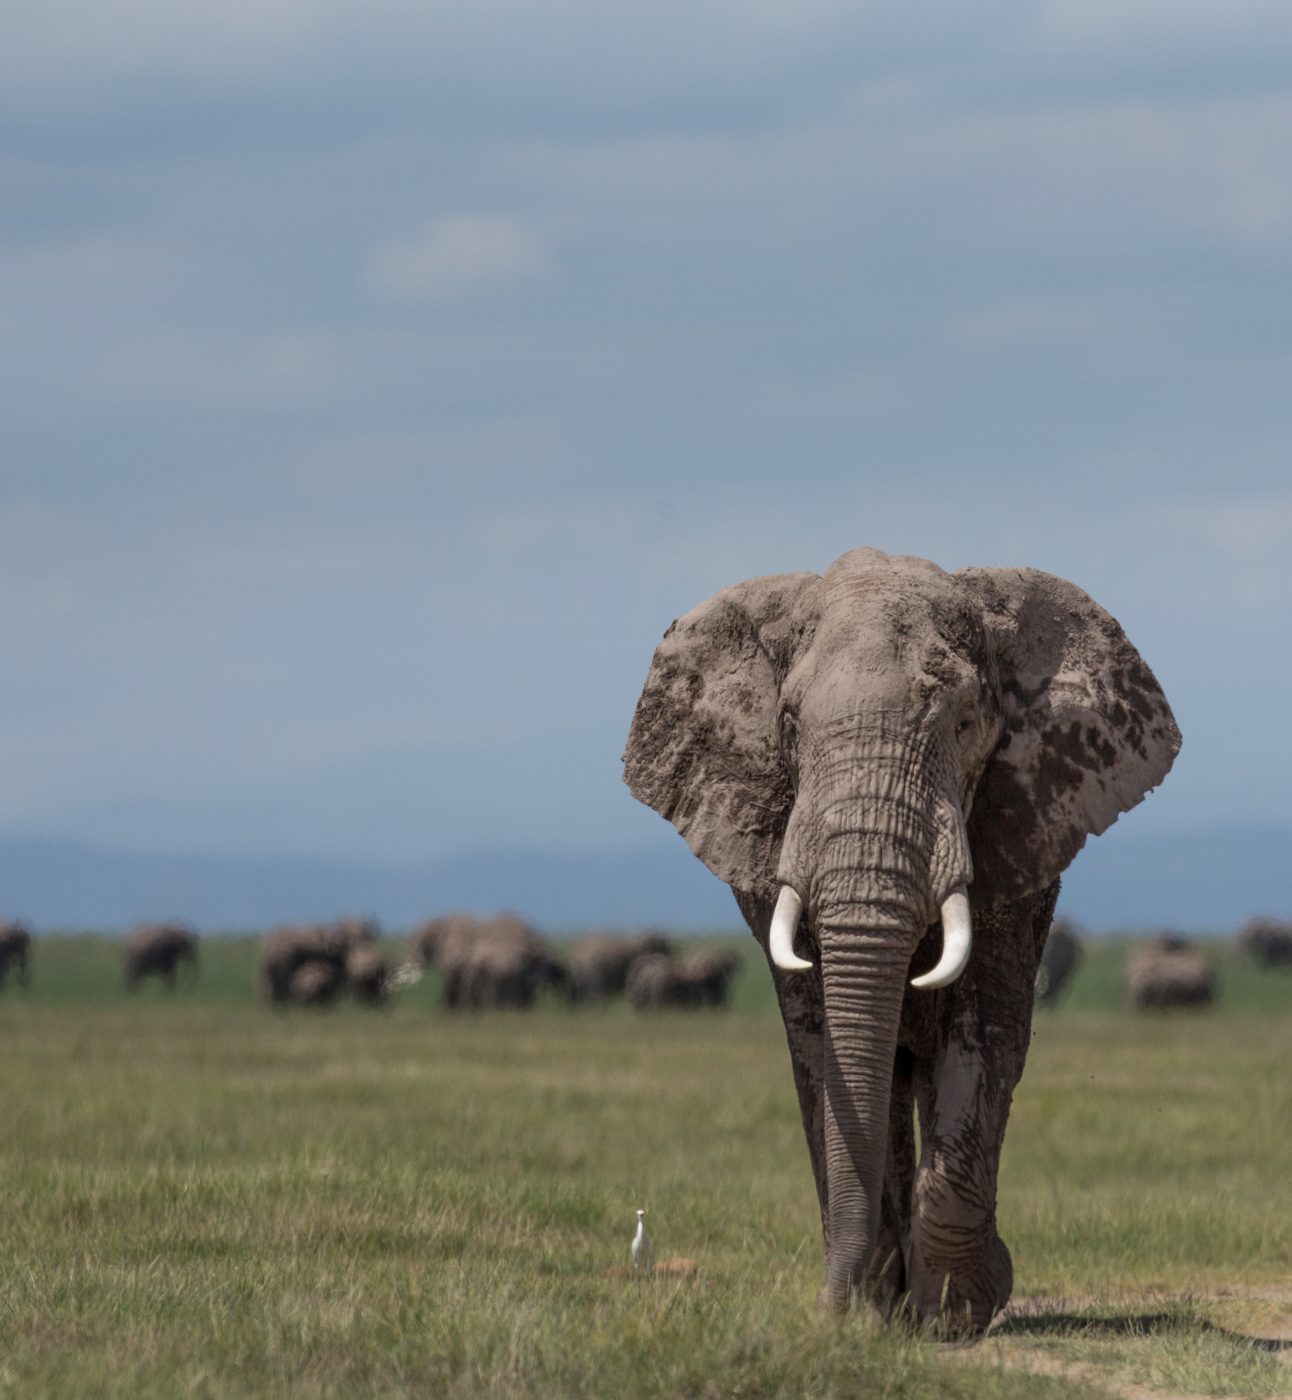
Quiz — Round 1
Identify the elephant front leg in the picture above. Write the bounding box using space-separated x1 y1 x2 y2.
907 1035 1018 1335
874 1047 915 1314
736 891 829 1253
771 959 829 1252
906 888 1055 1336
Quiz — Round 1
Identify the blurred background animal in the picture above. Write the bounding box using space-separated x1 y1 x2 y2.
258 917 377 1006
1034 917 1084 1007
287 959 345 1006
565 929 672 1003
406 911 565 1009
1237 916 1292 970
1126 933 1217 1009
345 944 392 1005
123 922 199 990
0 919 32 990
626 948 743 1009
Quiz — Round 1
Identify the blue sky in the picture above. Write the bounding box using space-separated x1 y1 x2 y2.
3 2 1291 870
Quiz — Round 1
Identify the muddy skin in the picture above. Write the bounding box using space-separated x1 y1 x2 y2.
626 548 1179 1337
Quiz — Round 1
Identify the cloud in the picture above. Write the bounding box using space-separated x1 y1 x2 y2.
362 215 551 303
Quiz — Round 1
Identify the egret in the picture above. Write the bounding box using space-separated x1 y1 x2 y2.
631 1208 654 1273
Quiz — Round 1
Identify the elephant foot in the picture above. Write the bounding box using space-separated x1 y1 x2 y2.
906 1233 1012 1339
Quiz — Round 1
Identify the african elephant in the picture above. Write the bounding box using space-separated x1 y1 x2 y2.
677 948 743 1007
0 920 31 990
287 959 345 1005
627 949 744 1009
1126 934 1216 1009
624 547 1179 1333
566 930 672 1002
258 918 376 1005
408 912 564 1009
345 945 392 1005
123 923 199 989
1237 917 1292 969
1034 917 1083 1006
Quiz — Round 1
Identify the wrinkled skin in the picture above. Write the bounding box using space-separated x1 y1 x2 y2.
123 923 199 990
1034 918 1083 1006
258 918 376 1005
409 912 565 1010
626 949 743 1009
1126 934 1216 1009
0 920 32 990
624 548 1179 1334
566 930 672 1002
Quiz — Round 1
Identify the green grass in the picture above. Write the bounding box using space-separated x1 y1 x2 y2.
0 936 1288 1397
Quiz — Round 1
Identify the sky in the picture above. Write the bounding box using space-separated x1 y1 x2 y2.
3 2 1291 878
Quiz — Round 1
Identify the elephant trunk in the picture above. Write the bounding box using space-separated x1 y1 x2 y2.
790 734 973 1308
820 929 913 1307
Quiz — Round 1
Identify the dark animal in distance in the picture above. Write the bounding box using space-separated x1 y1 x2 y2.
123 923 199 990
565 930 672 1003
0 920 32 990
408 912 565 1010
1034 918 1083 1006
258 918 379 1006
1237 917 1292 970
626 949 743 1009
1126 934 1217 1009
287 959 345 1006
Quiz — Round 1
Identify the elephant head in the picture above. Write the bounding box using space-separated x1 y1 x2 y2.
624 547 1178 1309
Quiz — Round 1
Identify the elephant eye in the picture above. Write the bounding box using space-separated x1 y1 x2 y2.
955 712 975 739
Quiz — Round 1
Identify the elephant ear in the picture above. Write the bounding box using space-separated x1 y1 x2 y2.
957 567 1181 901
623 572 819 894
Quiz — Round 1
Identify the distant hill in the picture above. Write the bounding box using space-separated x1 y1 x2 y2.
0 824 1287 933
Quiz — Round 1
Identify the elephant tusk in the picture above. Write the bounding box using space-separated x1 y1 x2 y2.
769 886 813 972
910 885 972 989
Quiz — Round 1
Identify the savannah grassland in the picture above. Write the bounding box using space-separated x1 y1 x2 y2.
1 937 1289 1399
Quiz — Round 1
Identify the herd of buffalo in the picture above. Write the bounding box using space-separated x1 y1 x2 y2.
0 913 1289 1010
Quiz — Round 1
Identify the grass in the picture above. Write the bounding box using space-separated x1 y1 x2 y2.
0 934 1288 1397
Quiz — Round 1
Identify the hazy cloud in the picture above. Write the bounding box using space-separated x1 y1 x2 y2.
364 215 551 302
2 3 1290 868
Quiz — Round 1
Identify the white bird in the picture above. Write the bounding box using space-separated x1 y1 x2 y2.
631 1208 654 1273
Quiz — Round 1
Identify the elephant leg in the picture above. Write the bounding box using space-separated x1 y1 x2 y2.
736 890 829 1253
907 882 1058 1336
874 1046 915 1314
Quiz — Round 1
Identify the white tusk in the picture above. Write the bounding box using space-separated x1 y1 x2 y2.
910 886 972 989
769 886 812 972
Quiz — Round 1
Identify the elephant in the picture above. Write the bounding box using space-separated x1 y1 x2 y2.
287 959 345 1005
625 949 742 1009
566 929 673 1002
624 547 1179 1333
1237 917 1292 969
258 918 376 1005
625 952 686 1008
1034 917 1083 1006
677 947 743 1007
0 920 31 990
123 923 199 989
1126 934 1217 1009
408 912 565 1009
345 944 392 1005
